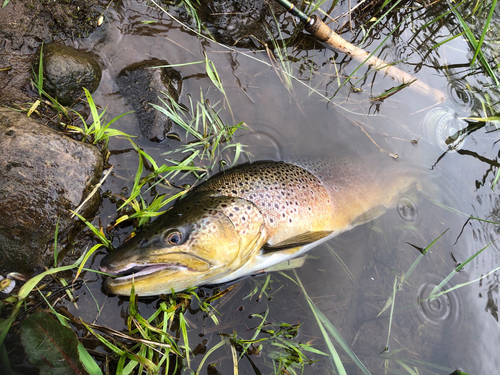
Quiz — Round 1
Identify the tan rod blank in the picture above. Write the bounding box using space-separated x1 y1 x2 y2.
305 15 445 103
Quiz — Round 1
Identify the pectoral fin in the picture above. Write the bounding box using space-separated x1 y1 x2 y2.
351 205 388 227
263 230 333 252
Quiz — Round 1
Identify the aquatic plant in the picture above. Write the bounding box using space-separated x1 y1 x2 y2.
154 89 249 176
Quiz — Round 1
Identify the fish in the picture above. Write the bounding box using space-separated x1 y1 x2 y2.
100 157 419 296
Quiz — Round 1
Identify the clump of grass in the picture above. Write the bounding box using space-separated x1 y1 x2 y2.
153 89 249 178
111 139 204 229
192 307 329 375
80 285 230 373
68 88 134 148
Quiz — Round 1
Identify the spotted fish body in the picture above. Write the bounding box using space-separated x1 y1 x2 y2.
100 158 418 296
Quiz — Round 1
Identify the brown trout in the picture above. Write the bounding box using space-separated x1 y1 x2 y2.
100 157 419 296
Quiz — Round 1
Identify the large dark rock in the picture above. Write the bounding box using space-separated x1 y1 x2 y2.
116 59 182 142
0 108 103 273
37 43 102 106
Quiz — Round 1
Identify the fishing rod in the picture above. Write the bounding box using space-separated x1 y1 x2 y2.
273 0 445 103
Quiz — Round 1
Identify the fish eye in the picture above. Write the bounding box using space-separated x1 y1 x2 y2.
163 230 183 246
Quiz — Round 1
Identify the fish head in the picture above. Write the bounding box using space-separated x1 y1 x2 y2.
100 193 267 296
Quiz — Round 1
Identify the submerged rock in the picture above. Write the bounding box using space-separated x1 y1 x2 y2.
0 108 103 273
199 0 284 48
36 43 102 106
116 59 182 142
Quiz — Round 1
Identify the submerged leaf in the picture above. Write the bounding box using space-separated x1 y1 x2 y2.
20 312 87 375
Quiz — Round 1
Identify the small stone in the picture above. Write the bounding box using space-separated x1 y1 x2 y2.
36 43 102 106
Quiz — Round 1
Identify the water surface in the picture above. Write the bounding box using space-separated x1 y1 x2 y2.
62 1 500 373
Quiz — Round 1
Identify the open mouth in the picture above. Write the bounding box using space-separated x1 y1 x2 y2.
100 253 212 282
105 263 190 282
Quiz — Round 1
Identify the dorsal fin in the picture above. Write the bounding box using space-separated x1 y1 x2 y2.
263 230 333 252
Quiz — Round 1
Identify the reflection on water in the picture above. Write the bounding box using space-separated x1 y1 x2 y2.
50 0 500 374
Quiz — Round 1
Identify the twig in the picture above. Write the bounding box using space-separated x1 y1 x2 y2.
71 165 114 218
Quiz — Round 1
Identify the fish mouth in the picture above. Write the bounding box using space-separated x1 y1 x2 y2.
101 253 220 296
101 253 212 282
106 263 191 281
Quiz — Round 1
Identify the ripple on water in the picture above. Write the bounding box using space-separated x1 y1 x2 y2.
447 77 475 113
241 124 286 161
416 281 459 325
396 196 419 223
398 273 464 348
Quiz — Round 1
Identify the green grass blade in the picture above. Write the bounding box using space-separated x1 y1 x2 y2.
53 217 59 267
420 0 467 30
37 42 44 97
385 275 398 351
83 88 102 131
431 31 466 50
71 211 111 248
179 312 190 368
292 270 372 375
422 228 448 256
18 251 86 299
293 271 354 375
429 242 492 300
448 0 499 85
152 61 205 68
77 343 104 375
455 241 492 272
471 0 496 66
195 338 229 374
326 244 357 285
492 166 500 190
73 243 104 282
431 264 500 299
242 309 269 356
118 150 144 210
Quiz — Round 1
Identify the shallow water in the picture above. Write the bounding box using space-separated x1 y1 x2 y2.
60 1 500 373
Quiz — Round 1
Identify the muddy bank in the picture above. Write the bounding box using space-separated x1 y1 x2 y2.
0 0 103 106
